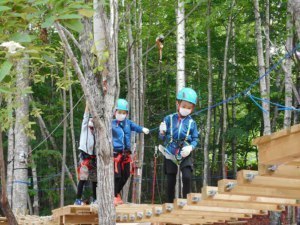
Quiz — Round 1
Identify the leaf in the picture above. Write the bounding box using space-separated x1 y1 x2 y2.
42 54 56 65
78 9 94 18
11 33 32 43
0 61 13 82
41 16 56 28
57 14 82 20
0 6 11 12
62 19 83 33
0 86 12 93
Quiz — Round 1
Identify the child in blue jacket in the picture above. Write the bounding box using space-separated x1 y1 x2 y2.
112 99 149 205
159 88 199 203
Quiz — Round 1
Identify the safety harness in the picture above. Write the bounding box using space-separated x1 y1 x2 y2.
166 114 193 163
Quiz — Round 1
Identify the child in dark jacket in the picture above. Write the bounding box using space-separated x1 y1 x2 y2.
159 88 199 203
112 99 149 205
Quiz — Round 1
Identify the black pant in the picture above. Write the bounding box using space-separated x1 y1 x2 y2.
76 180 97 200
166 166 192 203
114 162 130 197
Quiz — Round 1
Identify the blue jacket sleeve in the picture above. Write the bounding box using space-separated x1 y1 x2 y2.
159 115 170 141
190 121 199 150
129 120 143 133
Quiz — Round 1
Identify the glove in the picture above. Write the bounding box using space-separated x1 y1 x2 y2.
142 127 150 134
159 122 167 134
181 145 193 158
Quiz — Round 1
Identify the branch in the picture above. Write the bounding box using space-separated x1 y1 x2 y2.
58 24 81 50
54 22 102 126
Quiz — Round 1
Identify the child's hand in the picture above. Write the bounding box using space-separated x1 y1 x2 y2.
142 128 150 134
159 122 167 134
181 146 192 157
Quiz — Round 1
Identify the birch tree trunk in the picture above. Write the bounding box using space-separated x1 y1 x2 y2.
31 158 39 215
265 0 270 94
134 0 145 204
221 0 234 179
69 77 78 181
56 0 119 223
176 0 186 93
285 2 294 222
253 0 271 135
0 124 18 225
12 56 29 215
232 22 238 178
203 0 212 186
60 55 68 207
284 0 293 129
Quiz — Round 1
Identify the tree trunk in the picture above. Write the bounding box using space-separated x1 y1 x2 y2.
12 56 29 215
176 0 186 93
203 0 212 187
0 124 18 225
290 0 300 39
285 1 294 222
134 0 145 204
31 158 39 215
60 54 68 207
253 0 271 135
69 76 78 181
56 0 119 223
221 0 234 179
232 22 238 179
265 0 270 95
6 97 14 207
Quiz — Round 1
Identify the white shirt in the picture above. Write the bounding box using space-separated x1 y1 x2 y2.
78 113 95 155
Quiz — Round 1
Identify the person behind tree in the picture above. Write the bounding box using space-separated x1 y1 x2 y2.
112 99 150 205
74 102 97 205
159 87 199 203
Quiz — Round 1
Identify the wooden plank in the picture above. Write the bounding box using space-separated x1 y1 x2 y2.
187 193 282 211
258 164 300 178
202 186 299 206
63 214 98 224
237 170 300 189
254 126 300 164
173 198 264 215
218 179 300 200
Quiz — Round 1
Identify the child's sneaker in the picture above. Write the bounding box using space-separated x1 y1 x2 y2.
74 199 83 205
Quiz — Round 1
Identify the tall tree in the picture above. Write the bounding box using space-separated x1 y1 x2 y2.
203 0 212 187
176 0 186 93
221 0 234 179
12 55 30 215
253 0 271 135
285 0 294 129
0 124 18 225
56 0 119 223
60 54 68 207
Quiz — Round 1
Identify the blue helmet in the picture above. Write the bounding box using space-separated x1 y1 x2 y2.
116 99 129 111
177 87 197 105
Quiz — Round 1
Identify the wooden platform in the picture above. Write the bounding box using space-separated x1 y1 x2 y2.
3 124 300 224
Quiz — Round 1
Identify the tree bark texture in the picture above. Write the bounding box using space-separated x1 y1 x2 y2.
253 0 271 135
12 56 29 215
0 125 18 224
203 0 212 186
176 0 186 93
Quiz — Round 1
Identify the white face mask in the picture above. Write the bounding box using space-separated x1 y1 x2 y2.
179 107 192 117
88 120 94 127
116 113 126 121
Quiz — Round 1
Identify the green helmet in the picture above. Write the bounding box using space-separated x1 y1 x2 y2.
177 87 197 105
116 99 129 111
